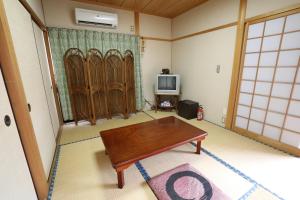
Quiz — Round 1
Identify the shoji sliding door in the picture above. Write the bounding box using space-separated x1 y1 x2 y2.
4 0 56 177
233 11 300 152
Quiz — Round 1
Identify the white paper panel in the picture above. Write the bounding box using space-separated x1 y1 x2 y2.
285 116 300 132
244 53 259 66
240 81 254 93
285 13 300 32
237 105 250 118
242 67 257 80
281 130 300 148
238 93 252 106
250 108 266 121
235 116 248 129
296 70 300 83
263 125 281 140
292 85 300 99
248 120 263 134
257 68 274 81
248 22 265 38
266 112 285 127
246 38 261 52
277 50 300 66
259 52 278 66
252 95 268 109
264 17 285 36
271 83 292 98
262 35 281 51
288 101 300 116
254 82 271 95
269 98 288 113
281 32 300 49
274 67 296 82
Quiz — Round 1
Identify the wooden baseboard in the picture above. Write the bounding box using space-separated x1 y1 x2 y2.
233 127 300 157
47 125 63 183
56 125 63 144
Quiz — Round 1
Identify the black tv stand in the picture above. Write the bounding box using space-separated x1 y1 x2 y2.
154 94 180 112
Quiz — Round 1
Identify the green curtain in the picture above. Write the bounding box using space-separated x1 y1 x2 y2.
48 27 144 121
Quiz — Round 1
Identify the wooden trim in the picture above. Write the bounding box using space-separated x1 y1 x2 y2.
134 12 140 35
225 0 247 129
47 125 63 183
18 0 46 31
245 4 300 23
43 31 64 125
172 22 237 41
245 22 266 131
0 0 48 199
279 58 300 140
72 0 170 19
141 22 238 42
18 0 63 125
233 126 300 156
141 36 172 42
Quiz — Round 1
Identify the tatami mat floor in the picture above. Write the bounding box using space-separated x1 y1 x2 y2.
48 111 300 200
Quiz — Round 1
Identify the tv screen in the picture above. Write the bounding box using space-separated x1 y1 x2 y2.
158 76 176 90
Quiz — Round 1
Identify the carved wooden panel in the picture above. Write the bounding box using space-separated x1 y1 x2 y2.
87 49 108 123
64 48 92 124
104 49 127 118
124 50 136 114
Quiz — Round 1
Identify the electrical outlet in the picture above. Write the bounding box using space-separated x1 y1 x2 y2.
216 65 221 73
130 25 135 32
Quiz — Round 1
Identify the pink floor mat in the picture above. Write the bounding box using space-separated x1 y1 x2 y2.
148 163 231 200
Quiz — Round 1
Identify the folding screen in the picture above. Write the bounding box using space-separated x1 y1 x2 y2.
105 49 127 119
87 49 108 123
124 50 136 114
234 11 300 150
64 48 92 125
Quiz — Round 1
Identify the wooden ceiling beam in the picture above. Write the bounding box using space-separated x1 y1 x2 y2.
71 0 208 18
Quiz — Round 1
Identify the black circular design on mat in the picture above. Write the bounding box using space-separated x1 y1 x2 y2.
165 171 213 200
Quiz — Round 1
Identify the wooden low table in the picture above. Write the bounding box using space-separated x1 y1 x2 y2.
100 116 207 188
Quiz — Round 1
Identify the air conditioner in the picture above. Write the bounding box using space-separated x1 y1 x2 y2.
75 8 118 29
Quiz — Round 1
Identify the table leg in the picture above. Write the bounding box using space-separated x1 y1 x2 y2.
117 170 124 189
196 140 201 154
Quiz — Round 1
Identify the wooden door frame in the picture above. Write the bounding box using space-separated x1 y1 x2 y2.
226 1 300 156
0 0 48 199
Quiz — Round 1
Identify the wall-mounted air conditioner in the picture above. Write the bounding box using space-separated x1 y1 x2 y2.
75 8 118 29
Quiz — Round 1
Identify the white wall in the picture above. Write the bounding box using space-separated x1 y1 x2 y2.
172 0 239 126
42 0 134 34
246 0 300 18
26 0 45 23
42 0 172 110
172 0 239 38
171 0 300 126
140 14 172 108
140 13 171 39
172 27 236 126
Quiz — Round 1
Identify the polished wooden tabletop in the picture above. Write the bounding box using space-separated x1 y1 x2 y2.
100 116 207 168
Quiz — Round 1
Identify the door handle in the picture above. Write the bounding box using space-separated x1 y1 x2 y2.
4 115 11 127
28 103 31 112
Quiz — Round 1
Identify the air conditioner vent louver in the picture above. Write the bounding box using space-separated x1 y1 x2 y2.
75 8 118 29
78 20 114 27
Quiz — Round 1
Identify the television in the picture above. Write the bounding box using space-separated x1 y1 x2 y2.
155 74 180 95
